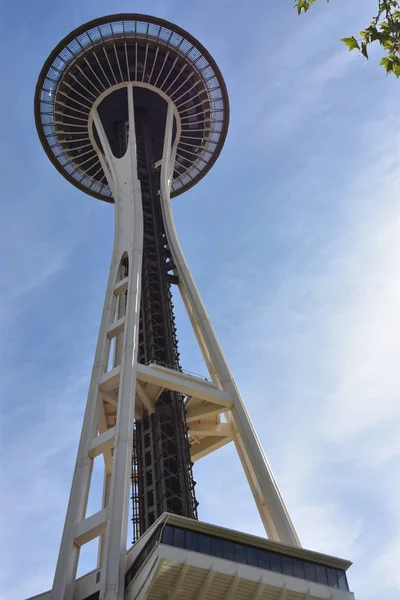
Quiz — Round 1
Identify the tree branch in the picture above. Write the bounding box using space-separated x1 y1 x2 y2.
295 0 400 76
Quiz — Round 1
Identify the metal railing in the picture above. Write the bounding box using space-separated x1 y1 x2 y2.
146 359 212 382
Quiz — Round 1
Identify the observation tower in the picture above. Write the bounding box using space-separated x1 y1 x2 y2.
31 13 354 600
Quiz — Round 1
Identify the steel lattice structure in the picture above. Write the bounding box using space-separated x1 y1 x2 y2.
131 115 197 538
33 13 300 600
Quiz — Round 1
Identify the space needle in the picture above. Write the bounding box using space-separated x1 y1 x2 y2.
31 13 354 600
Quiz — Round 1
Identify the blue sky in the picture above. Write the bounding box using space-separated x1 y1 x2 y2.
1 0 400 598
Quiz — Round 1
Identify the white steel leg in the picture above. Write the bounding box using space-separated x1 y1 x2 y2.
94 86 144 600
51 237 120 600
159 102 300 548
51 86 144 600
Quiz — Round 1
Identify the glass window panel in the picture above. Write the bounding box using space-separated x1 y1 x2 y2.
327 567 338 588
197 533 210 555
186 531 198 552
337 570 349 591
270 553 282 572
282 555 293 576
210 536 223 558
173 527 185 549
246 546 259 567
161 525 174 545
234 543 247 564
304 561 316 582
222 540 235 561
315 564 328 585
293 558 305 579
258 550 270 570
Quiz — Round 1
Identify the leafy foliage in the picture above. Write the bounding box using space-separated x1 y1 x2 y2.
294 0 400 76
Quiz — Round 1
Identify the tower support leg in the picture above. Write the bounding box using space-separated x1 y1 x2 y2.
51 86 144 600
159 101 300 548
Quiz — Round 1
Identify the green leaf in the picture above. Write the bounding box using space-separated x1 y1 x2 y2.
296 0 310 14
295 0 317 15
363 24 379 42
392 57 400 77
341 36 360 51
386 58 394 73
380 56 390 68
360 42 369 59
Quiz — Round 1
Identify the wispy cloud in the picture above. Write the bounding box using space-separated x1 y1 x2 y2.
3 2 400 600
198 106 400 598
0 369 91 599
0 207 83 340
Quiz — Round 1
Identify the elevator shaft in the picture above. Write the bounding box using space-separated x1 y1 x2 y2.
130 113 198 540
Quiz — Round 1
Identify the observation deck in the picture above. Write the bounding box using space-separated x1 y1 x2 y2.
34 13 229 201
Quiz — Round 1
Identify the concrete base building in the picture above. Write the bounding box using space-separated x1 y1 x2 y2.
30 514 353 600
31 13 355 600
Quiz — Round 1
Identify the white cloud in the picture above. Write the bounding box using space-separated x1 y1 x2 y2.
3 3 400 600
0 369 91 600
374 537 400 590
261 49 355 139
0 212 79 338
232 110 400 598
184 94 400 599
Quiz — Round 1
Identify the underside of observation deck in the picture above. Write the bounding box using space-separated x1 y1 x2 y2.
35 13 229 201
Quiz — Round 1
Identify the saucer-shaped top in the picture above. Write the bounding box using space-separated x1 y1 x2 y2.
34 13 229 201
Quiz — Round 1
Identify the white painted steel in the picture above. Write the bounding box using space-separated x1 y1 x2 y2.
87 81 182 172
159 101 300 548
50 81 300 600
96 85 143 600
51 86 144 600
